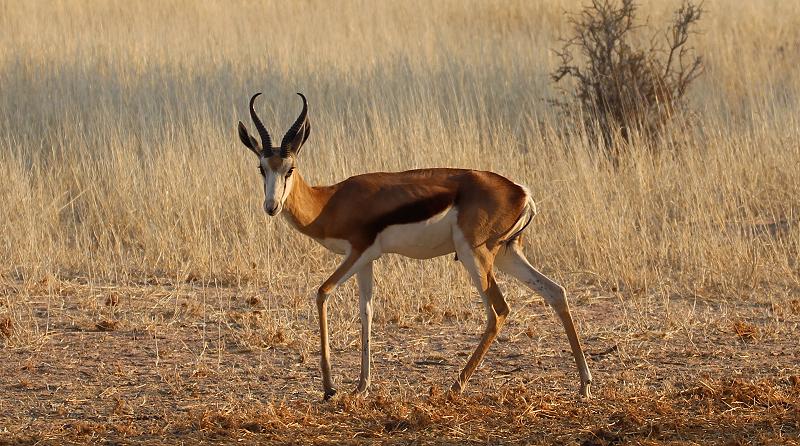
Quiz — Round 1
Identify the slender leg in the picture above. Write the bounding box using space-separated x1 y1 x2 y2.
451 238 509 393
316 290 335 399
316 248 377 401
495 244 593 398
355 262 374 394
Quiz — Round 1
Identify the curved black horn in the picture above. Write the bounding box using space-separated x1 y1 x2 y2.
280 93 308 158
249 93 272 150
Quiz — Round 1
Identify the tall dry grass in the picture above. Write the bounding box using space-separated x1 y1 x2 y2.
0 0 798 323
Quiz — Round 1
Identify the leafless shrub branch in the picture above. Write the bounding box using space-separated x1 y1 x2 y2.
552 0 704 156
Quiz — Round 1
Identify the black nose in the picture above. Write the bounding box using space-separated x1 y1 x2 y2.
265 199 280 215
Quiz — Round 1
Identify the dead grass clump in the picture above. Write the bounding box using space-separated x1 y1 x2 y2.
0 315 12 338
590 412 644 445
64 420 106 436
104 293 119 307
263 328 287 346
14 378 33 389
718 379 788 408
95 319 120 332
112 397 134 416
172 403 296 439
732 319 760 342
770 298 800 319
337 389 416 425
790 299 800 315
229 310 289 348
239 330 288 349
680 377 797 412
553 0 703 151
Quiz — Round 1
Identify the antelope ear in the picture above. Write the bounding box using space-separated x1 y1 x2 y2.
238 121 261 156
280 93 310 158
285 120 311 156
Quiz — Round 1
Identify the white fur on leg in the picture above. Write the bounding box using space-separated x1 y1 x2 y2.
356 263 374 393
495 244 593 398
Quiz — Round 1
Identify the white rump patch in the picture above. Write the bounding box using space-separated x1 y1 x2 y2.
498 184 536 242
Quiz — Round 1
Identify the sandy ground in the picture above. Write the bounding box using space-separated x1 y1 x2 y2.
1 282 798 445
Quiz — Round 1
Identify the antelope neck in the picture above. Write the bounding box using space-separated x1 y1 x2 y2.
282 172 334 237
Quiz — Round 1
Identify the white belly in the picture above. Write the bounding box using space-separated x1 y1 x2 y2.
377 207 457 259
317 237 350 255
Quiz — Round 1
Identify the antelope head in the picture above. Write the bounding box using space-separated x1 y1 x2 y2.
238 92 311 216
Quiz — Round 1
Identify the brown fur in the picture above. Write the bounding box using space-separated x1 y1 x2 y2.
283 168 528 251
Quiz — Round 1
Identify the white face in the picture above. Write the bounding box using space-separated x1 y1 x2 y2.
259 155 295 216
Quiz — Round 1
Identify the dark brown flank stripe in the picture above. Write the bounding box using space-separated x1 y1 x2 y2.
365 191 456 246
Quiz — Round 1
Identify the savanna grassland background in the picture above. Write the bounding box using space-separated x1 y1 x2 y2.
1 1 799 444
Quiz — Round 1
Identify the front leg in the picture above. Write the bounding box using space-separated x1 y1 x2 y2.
355 262 374 394
316 289 336 400
315 248 375 401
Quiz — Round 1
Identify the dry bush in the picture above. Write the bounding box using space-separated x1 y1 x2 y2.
553 0 704 153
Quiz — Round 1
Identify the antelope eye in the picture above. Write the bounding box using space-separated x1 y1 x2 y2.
285 168 294 178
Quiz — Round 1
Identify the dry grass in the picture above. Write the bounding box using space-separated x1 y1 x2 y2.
1 0 799 444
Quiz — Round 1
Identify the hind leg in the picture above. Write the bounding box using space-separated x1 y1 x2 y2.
451 233 510 393
495 242 592 398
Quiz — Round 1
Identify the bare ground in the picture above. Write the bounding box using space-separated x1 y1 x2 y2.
1 279 799 445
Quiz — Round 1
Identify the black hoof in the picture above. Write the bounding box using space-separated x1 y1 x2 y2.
323 388 337 401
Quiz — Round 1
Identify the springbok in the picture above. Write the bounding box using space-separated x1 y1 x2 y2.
237 93 592 400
